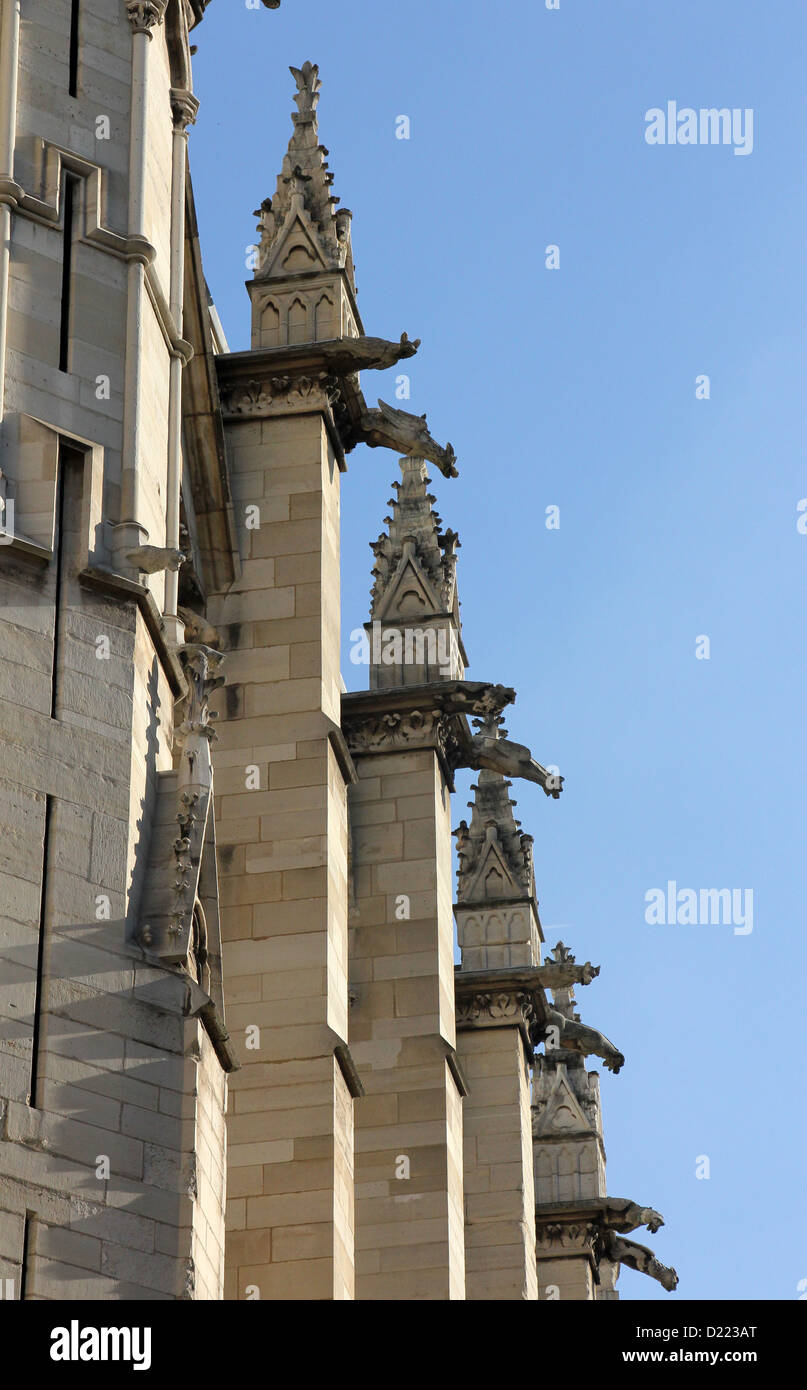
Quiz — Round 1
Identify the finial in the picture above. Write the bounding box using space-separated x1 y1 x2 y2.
289 62 321 123
471 710 508 740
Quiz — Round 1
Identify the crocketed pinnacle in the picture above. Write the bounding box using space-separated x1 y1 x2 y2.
454 730 536 905
252 61 356 288
370 457 460 620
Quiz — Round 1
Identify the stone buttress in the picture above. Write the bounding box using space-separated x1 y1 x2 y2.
343 458 466 1298
453 760 542 1300
207 60 362 1303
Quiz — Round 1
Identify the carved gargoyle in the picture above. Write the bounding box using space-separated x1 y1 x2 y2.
126 545 186 575
600 1199 665 1235
542 1005 625 1074
178 607 221 648
536 950 600 990
463 727 563 799
314 333 421 375
599 1230 678 1291
357 398 458 479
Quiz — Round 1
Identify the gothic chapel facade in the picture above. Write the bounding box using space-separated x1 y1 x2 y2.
0 0 676 1300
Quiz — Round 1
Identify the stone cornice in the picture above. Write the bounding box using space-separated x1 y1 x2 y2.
216 340 365 437
341 681 515 790
535 1217 599 1261
215 344 368 471
454 964 547 1052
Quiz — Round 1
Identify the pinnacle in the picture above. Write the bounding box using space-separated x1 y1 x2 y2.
370 458 460 619
253 62 356 287
454 769 536 905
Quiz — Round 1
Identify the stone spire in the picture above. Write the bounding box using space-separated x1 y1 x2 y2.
455 720 536 910
252 61 356 296
365 456 465 688
453 715 542 971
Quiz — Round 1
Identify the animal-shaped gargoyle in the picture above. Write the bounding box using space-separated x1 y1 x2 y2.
126 545 186 575
599 1230 679 1292
460 712 563 799
313 334 421 375
357 398 458 479
542 1005 625 1074
600 1199 665 1236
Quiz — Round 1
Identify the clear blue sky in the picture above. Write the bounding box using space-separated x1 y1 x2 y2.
190 0 807 1301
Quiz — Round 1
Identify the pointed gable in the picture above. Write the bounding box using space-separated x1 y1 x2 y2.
533 1069 593 1137
374 540 443 622
455 767 535 906
370 458 460 620
462 827 525 903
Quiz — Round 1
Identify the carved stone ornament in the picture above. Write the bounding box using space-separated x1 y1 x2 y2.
535 1220 599 1254
357 398 458 479
535 940 600 990
170 89 200 131
344 707 450 756
455 988 537 1029
219 371 340 418
342 682 517 788
126 0 169 35
597 1230 679 1292
463 709 563 799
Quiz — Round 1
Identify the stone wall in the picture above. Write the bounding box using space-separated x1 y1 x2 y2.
0 3 230 1300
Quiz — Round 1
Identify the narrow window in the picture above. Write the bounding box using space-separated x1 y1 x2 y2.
68 0 80 97
58 175 78 373
29 797 53 1110
49 449 69 718
49 445 82 719
18 1214 32 1300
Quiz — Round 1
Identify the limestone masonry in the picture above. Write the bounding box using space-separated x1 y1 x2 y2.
0 0 676 1300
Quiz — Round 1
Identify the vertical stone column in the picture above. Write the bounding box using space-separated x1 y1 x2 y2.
208 373 356 1302
344 709 465 1300
453 767 544 1300
114 0 169 566
163 88 198 646
455 986 539 1300
532 944 610 1301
